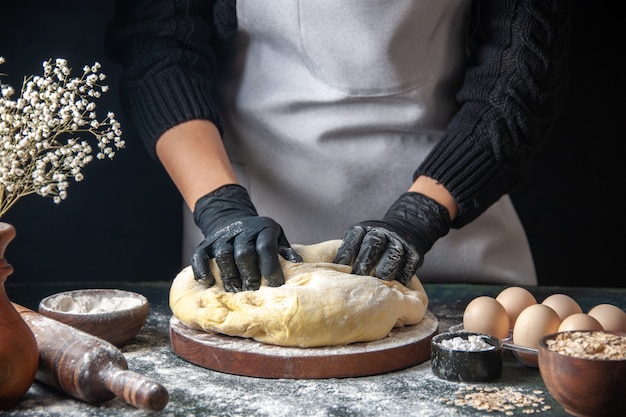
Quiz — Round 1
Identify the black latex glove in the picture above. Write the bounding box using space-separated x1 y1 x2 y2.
334 192 451 286
192 184 302 292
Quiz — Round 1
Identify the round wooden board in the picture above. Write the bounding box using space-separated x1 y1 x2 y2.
169 310 438 379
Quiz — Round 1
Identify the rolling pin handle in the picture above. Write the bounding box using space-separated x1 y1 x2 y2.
106 369 169 412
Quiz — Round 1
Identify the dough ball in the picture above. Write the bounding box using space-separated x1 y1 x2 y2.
169 240 428 347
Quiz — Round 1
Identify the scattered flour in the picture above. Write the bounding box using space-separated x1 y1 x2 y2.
4 284 562 417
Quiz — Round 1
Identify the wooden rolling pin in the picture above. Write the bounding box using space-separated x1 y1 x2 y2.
12 303 168 412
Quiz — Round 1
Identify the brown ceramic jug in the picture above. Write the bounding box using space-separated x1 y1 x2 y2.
0 222 38 409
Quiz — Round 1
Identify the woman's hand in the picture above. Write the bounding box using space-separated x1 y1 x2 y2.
192 184 302 292
334 192 451 286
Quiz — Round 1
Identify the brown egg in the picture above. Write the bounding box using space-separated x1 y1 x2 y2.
588 304 626 332
541 293 582 321
463 296 510 339
496 286 537 328
513 304 561 366
558 313 604 332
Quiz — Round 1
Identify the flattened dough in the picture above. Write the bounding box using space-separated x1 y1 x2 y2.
169 240 428 347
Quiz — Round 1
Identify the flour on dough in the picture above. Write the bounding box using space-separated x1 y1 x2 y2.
169 240 428 347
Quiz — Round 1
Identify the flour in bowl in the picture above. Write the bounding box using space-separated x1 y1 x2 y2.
47 294 142 314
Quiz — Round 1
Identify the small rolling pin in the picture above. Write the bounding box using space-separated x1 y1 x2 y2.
12 303 168 412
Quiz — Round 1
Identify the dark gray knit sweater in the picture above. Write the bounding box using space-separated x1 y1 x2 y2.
105 0 570 229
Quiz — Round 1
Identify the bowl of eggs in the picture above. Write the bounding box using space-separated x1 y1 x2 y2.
38 289 149 347
537 330 626 417
461 287 626 367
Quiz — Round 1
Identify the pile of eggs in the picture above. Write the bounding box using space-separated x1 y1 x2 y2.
462 287 626 366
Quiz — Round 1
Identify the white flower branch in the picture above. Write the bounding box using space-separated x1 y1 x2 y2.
0 57 124 217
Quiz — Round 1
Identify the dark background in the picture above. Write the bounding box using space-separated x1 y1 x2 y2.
0 1 623 288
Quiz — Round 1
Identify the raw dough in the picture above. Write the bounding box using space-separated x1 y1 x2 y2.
169 240 428 347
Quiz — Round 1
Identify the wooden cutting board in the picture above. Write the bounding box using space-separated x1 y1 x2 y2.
169 310 438 379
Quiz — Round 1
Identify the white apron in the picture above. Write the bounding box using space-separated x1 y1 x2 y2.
182 0 537 285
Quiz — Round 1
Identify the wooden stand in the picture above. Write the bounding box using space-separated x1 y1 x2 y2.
170 310 438 379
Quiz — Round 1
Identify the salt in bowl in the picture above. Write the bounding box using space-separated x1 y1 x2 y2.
431 331 503 382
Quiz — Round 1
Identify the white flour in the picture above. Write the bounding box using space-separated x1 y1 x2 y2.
44 294 142 314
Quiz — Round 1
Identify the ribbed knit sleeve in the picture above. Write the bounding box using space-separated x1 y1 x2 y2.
415 0 570 228
105 0 236 159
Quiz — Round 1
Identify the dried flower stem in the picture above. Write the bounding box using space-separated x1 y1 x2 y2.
0 57 124 217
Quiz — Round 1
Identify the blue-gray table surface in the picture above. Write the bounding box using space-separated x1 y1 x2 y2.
3 281 625 417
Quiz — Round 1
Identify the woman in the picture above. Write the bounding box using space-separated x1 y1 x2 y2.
106 0 570 291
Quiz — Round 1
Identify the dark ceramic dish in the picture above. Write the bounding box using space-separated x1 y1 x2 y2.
431 331 503 382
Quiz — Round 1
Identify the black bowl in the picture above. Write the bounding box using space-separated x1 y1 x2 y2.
431 331 503 382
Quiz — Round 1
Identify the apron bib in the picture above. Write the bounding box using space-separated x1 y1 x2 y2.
183 0 537 285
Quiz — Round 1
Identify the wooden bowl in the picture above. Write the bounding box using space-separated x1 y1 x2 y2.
537 331 626 417
38 289 149 347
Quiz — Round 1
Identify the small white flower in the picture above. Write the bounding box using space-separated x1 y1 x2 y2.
0 57 124 217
